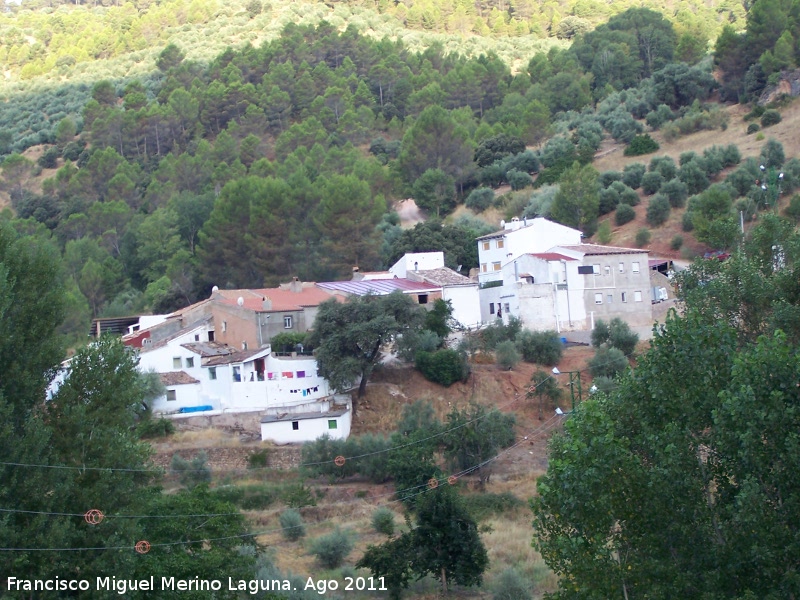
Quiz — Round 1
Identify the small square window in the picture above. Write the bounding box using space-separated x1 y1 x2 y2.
482 241 490 251
186 357 194 368
418 294 428 304
595 293 603 304
172 357 181 369
233 366 241 382
634 291 643 302
619 262 625 273
604 265 610 275
504 303 510 313
496 239 504 249
607 294 613 303
292 421 299 431
284 316 293 329
208 330 215 341
166 390 177 401
328 419 338 430
222 321 227 332
194 334 200 341
632 262 640 273
209 367 217 380
593 264 600 274
492 262 501 271
481 263 487 273
621 292 627 303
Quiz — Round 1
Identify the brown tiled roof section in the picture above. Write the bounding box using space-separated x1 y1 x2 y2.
216 286 337 312
560 244 648 256
159 371 200 386
418 268 474 286
202 347 271 366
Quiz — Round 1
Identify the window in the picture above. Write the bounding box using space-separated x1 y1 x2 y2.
504 303 510 313
489 303 495 314
194 334 200 341
418 294 428 304
632 262 640 273
208 330 215 341
328 419 338 430
593 264 600 274
577 265 594 275
607 294 613 303
172 357 181 369
621 292 627 303
291 421 299 431
492 262 501 271
209 367 217 380
482 241 490 251
604 265 610 275
634 291 643 302
496 239 504 249
481 263 487 273
166 390 177 401
242 341 248 350
595 293 603 304
233 366 241 382
221 321 227 332
186 357 194 368
619 262 625 273
284 316 293 329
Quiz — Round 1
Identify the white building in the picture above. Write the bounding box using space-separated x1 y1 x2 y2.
476 217 583 286
481 251 587 332
389 252 481 329
260 405 351 444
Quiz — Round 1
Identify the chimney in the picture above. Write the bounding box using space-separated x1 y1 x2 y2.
262 296 272 310
290 277 302 293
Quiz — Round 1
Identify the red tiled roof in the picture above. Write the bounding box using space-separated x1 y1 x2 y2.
527 252 577 262
216 286 337 312
159 371 200 386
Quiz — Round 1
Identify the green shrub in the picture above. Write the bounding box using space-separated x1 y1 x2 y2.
618 185 640 206
215 484 279 510
462 492 524 522
507 169 533 190
590 318 639 355
649 155 677 180
415 349 469 386
171 452 211 489
247 448 270 469
282 483 317 508
480 316 523 350
397 329 440 363
646 194 671 226
671 235 684 250
624 134 660 156
270 332 307 353
744 105 765 121
495 340 521 370
660 178 689 208
371 507 396 536
515 329 563 365
785 194 800 222
635 227 651 247
465 187 495 212
641 171 665 195
761 109 782 127
588 345 629 378
622 163 646 189
681 210 695 232
492 567 533 600
596 220 612 244
599 170 622 188
599 186 620 215
310 528 354 569
279 509 306 541
747 123 761 134
137 417 174 438
37 146 59 169
615 203 636 226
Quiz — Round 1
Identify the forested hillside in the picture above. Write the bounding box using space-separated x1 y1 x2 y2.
1 0 800 346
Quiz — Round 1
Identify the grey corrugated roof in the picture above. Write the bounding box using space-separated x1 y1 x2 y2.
181 342 236 357
316 279 440 295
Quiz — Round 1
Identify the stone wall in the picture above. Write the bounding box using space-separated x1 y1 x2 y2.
151 445 302 471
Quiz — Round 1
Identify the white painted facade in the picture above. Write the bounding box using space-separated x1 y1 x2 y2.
389 252 446 277
479 253 587 331
476 218 583 285
260 400 352 444
442 284 482 329
134 324 332 415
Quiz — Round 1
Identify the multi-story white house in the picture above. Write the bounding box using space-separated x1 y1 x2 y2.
475 217 583 286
